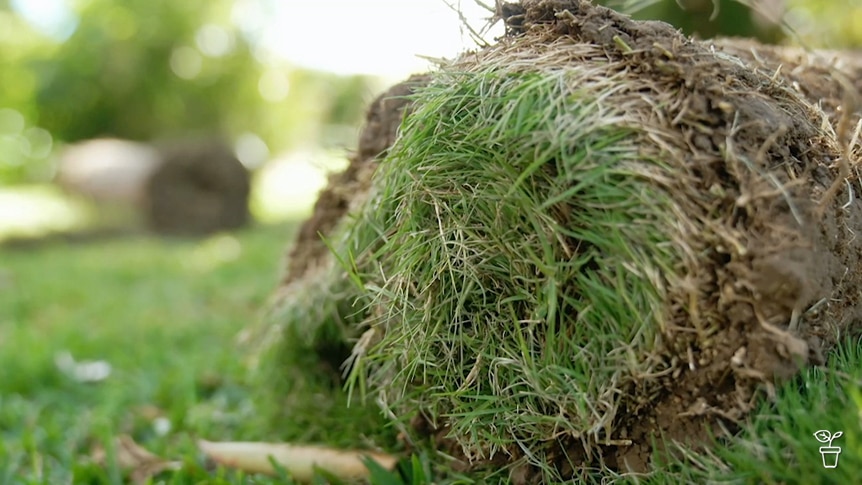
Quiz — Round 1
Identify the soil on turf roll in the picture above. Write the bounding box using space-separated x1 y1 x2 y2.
271 1 862 481
709 38 862 128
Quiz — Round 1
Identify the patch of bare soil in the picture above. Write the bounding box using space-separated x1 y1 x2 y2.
281 74 430 285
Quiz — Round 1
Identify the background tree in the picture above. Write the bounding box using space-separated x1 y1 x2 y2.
601 0 862 47
0 0 376 184
1 0 859 185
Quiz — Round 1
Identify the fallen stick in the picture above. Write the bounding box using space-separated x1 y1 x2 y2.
197 440 398 482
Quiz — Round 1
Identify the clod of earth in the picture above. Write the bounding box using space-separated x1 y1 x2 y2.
265 0 862 482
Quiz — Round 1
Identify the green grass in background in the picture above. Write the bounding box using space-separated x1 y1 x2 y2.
0 224 297 483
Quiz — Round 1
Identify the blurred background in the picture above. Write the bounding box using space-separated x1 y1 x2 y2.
1 0 861 241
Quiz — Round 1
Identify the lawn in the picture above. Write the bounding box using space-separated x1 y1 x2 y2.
0 223 299 484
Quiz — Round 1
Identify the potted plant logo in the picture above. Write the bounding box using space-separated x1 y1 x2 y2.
813 429 843 468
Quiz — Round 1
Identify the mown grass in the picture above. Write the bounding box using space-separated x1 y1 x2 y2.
0 224 302 483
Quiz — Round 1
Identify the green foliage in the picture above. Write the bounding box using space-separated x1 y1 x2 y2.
785 0 862 48
32 1 256 142
0 0 378 184
601 0 862 47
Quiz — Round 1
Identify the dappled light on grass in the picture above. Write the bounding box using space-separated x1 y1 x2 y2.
54 351 111 383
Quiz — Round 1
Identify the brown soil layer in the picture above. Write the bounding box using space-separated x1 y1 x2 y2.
145 138 250 236
276 0 862 480
281 74 430 285
709 38 862 127
498 0 862 477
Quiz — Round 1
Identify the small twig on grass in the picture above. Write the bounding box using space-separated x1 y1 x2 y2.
198 440 398 482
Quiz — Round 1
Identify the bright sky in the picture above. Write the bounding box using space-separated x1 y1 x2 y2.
241 0 501 77
11 0 502 79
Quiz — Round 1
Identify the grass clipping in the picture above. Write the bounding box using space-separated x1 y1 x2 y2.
269 0 862 480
